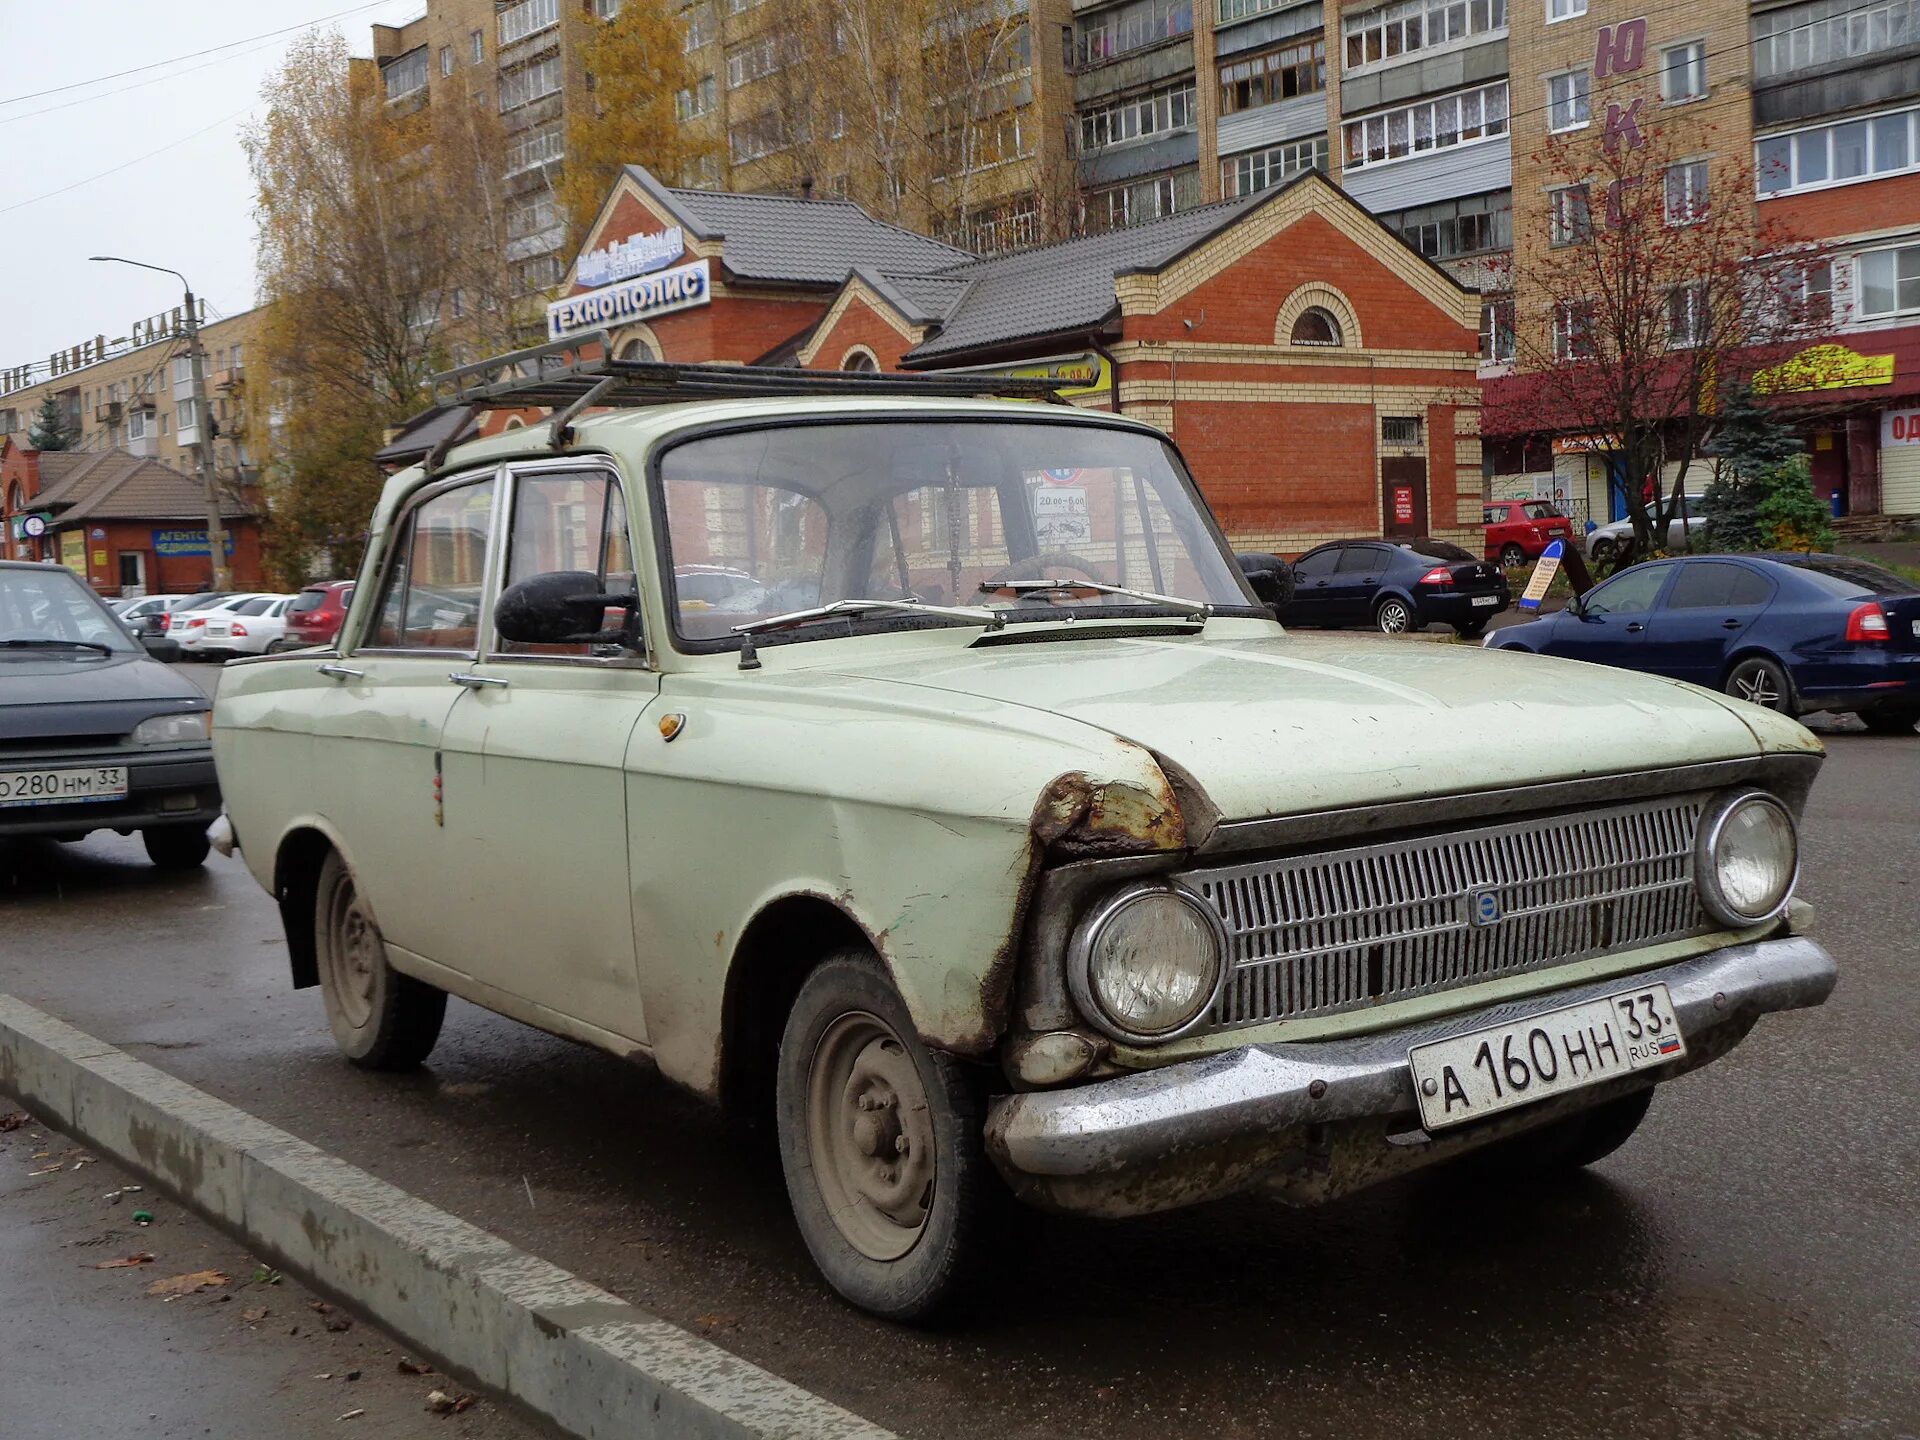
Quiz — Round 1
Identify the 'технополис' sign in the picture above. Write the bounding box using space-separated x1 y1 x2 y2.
546 260 710 343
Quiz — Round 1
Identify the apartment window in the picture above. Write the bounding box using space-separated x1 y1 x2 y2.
515 254 564 293
1290 307 1342 345
1665 160 1709 223
1757 105 1920 194
1553 300 1596 360
1075 0 1195 68
1218 37 1324 114
499 0 559 46
500 54 562 110
470 29 484 63
936 111 1031 177
1661 40 1706 102
382 48 428 102
439 45 453 76
595 0 623 15
1777 260 1835 325
1548 0 1585 19
1084 168 1201 232
726 36 780 88
127 409 152 442
685 153 722 188
1342 81 1507 169
1753 0 1918 80
1218 0 1290 20
1383 416 1423 445
1667 282 1707 347
175 398 198 434
1080 82 1195 152
1384 190 1512 259
1480 296 1515 363
683 2 716 49
172 356 194 387
726 0 769 11
729 110 793 164
507 196 559 240
677 75 718 120
1221 135 1329 196
1858 243 1920 318
504 119 565 174
1549 183 1591 246
1547 69 1589 131
1344 0 1508 72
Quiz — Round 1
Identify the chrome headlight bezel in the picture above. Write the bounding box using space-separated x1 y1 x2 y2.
1695 789 1799 931
1067 883 1229 1045
131 710 212 746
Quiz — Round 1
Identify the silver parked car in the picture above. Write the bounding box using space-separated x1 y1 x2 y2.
1586 495 1708 564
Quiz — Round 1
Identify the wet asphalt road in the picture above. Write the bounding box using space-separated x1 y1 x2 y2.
1 679 1916 1438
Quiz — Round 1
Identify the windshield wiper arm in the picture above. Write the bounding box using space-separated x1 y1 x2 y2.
731 599 1004 669
978 578 1212 620
0 638 115 655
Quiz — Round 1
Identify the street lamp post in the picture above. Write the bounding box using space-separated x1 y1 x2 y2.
88 256 231 590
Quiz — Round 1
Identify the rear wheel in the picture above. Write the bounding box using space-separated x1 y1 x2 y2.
1468 1088 1654 1177
1724 656 1795 713
142 824 210 871
1375 597 1415 635
313 850 445 1069
1858 705 1920 735
1455 619 1489 641
1499 543 1528 569
776 951 1006 1322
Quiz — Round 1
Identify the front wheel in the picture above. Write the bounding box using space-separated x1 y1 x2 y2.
313 851 445 1069
1724 656 1795 713
142 824 210 871
1858 706 1920 736
1589 538 1618 566
1455 619 1489 641
776 952 1007 1322
1375 597 1416 634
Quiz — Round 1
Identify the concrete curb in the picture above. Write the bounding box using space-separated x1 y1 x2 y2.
0 994 894 1440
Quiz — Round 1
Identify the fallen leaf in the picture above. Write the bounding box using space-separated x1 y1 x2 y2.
425 1391 456 1415
243 1307 270 1323
396 1359 434 1376
693 1313 737 1333
324 1315 353 1333
27 1164 63 1176
146 1269 230 1299
92 1253 156 1269
309 1300 333 1314
314 1373 333 1381
337 1409 364 1422
0 1112 28 1133
452 1396 474 1414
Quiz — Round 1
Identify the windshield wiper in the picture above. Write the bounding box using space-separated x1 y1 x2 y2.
732 598 1004 669
978 578 1212 621
0 638 115 656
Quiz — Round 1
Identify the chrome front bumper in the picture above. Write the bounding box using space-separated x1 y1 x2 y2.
984 937 1836 1218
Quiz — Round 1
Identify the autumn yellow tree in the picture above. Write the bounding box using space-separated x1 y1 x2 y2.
560 0 716 244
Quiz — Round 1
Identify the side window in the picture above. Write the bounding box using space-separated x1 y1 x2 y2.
1337 546 1384 574
1483 506 1502 526
496 469 634 657
1292 547 1339 578
1726 567 1773 608
1584 564 1669 615
367 476 496 650
1665 562 1740 610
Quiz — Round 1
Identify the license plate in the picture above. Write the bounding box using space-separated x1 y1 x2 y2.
0 766 129 809
205 625 228 636
1471 595 1499 607
1409 984 1685 1131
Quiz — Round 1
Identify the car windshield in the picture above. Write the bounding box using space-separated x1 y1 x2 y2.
657 420 1254 644
0 567 137 655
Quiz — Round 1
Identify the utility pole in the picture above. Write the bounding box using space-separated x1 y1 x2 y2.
89 256 231 589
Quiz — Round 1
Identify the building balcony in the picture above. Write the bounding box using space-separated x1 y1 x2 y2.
94 401 122 424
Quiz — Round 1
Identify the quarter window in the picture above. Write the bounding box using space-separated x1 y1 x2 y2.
368 478 497 650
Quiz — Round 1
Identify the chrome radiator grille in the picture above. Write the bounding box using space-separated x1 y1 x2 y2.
1182 795 1710 1031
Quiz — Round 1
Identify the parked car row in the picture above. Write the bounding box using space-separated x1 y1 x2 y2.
104 579 356 659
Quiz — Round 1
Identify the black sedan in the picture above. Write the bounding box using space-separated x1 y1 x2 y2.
0 561 221 867
1486 553 1920 734
1284 537 1511 637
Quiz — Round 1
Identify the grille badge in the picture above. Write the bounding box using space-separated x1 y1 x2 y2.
1468 890 1503 927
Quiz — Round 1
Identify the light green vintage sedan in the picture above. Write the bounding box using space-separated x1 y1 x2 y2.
214 375 1836 1320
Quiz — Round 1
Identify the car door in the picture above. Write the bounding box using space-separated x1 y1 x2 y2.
433 461 659 1045
305 470 499 958
1640 561 1775 687
1287 546 1341 625
1330 544 1390 626
1543 563 1672 665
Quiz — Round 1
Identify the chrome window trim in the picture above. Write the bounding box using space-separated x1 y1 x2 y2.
1066 882 1231 1045
1694 788 1799 930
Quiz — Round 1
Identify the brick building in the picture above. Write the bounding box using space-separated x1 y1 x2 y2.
542 164 1481 553
1 442 263 597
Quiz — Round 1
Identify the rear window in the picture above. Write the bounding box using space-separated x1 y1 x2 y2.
288 590 328 613
1522 502 1564 521
1784 558 1915 599
1400 538 1474 561
234 596 276 616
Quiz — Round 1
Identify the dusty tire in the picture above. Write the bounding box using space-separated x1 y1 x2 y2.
1724 656 1795 714
313 850 445 1070
1859 706 1920 736
1499 543 1528 569
775 951 1007 1322
1375 597 1415 635
1469 1088 1654 1177
142 825 210 871
1455 619 1489 641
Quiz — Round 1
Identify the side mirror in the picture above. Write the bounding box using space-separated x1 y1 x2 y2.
140 634 183 662
494 570 638 647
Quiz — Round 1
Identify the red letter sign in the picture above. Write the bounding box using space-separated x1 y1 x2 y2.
1603 99 1647 153
1593 18 1648 78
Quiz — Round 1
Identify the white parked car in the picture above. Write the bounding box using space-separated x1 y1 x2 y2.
1586 496 1708 565
202 594 295 657
173 594 272 658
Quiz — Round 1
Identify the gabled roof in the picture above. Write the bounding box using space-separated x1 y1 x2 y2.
30 449 248 524
623 167 974 284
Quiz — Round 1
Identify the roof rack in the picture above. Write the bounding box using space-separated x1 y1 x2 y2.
427 331 1066 412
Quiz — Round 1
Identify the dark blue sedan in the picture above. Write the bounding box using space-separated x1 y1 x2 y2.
1287 537 1510 636
1488 553 1920 734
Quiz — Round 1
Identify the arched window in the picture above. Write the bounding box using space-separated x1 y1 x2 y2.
841 348 879 372
1290 307 1342 346
617 336 657 362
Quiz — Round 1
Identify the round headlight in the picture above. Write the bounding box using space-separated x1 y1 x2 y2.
1069 886 1226 1043
1697 791 1798 929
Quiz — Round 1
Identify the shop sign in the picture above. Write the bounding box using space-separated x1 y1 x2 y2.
59 532 84 569
546 260 710 343
153 528 236 557
1882 407 1920 447
576 227 685 289
1755 344 1896 395
938 351 1112 400
1552 432 1622 456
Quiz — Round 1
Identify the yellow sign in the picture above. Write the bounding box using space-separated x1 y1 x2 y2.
1753 344 1895 394
941 351 1113 399
59 531 84 570
91 549 108 568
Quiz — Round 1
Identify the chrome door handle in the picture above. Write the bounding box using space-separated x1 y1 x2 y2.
448 672 509 689
317 663 365 680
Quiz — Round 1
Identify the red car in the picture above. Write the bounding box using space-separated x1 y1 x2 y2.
1483 499 1576 568
278 581 355 651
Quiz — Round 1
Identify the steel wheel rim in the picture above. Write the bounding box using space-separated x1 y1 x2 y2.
1731 663 1784 710
1379 602 1410 634
321 871 380 1030
804 1010 936 1262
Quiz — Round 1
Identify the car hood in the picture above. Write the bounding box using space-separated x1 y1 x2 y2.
825 628 1814 823
0 652 208 742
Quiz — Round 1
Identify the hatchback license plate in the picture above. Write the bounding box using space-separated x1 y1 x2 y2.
0 766 129 808
1409 984 1684 1131
1471 595 1499 607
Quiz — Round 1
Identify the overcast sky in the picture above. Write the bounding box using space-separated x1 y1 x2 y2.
1 0 426 377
